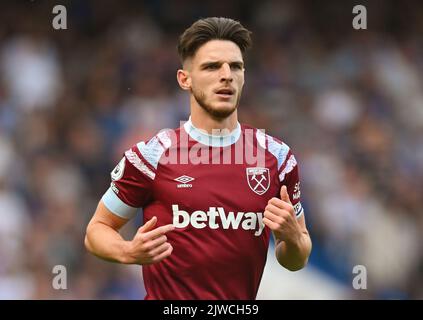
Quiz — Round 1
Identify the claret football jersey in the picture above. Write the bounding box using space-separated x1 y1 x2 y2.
102 118 304 300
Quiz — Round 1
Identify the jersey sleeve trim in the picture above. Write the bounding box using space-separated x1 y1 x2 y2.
136 129 174 170
125 149 156 180
278 153 297 182
256 130 290 170
157 129 172 148
136 140 164 170
268 137 290 170
102 187 138 220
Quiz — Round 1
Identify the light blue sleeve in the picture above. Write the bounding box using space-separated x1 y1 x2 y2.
101 187 138 220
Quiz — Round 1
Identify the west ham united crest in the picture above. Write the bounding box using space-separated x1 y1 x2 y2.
246 167 270 195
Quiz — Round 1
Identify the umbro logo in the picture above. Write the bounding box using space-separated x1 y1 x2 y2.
174 175 194 188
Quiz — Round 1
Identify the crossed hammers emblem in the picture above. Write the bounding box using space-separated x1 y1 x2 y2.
251 174 267 191
247 168 270 195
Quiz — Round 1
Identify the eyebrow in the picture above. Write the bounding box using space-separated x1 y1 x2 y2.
200 61 244 69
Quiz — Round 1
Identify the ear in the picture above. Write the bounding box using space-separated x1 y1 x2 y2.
177 69 191 91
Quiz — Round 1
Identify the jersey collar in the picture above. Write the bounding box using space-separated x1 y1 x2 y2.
183 117 241 147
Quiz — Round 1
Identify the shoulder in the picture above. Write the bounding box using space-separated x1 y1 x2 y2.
127 128 178 171
241 124 292 170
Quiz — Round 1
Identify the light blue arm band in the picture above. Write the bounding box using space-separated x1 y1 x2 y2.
102 187 138 220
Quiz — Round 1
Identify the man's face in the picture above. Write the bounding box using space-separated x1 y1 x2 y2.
184 40 245 119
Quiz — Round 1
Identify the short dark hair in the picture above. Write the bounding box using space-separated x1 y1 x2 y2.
177 17 252 64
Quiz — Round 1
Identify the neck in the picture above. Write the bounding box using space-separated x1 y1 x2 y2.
190 99 238 135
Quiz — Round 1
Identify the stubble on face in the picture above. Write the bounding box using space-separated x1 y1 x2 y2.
191 86 242 120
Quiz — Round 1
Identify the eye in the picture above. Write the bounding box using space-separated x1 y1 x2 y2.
231 64 243 70
205 64 219 70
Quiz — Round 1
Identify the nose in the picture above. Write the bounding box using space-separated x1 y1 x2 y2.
219 63 233 82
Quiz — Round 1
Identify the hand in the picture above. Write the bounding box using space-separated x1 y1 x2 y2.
125 216 174 265
263 185 301 244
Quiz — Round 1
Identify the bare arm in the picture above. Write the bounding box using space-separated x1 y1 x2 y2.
85 200 174 265
263 186 312 271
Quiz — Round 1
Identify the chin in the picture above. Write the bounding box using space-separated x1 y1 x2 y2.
195 92 238 119
215 103 236 111
208 104 237 119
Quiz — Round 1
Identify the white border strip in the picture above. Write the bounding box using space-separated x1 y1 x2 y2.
125 149 156 180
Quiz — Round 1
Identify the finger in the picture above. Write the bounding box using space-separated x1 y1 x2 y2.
143 224 175 241
143 235 168 251
268 197 291 210
138 216 157 233
264 203 289 216
264 210 285 225
152 244 173 263
267 202 295 218
149 242 171 257
263 217 279 231
280 185 292 204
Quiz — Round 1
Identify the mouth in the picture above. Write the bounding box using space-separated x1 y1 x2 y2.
215 88 235 99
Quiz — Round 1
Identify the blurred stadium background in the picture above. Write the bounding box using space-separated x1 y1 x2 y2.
0 0 422 299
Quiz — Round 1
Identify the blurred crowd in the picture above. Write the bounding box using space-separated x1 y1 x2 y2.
0 0 422 299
